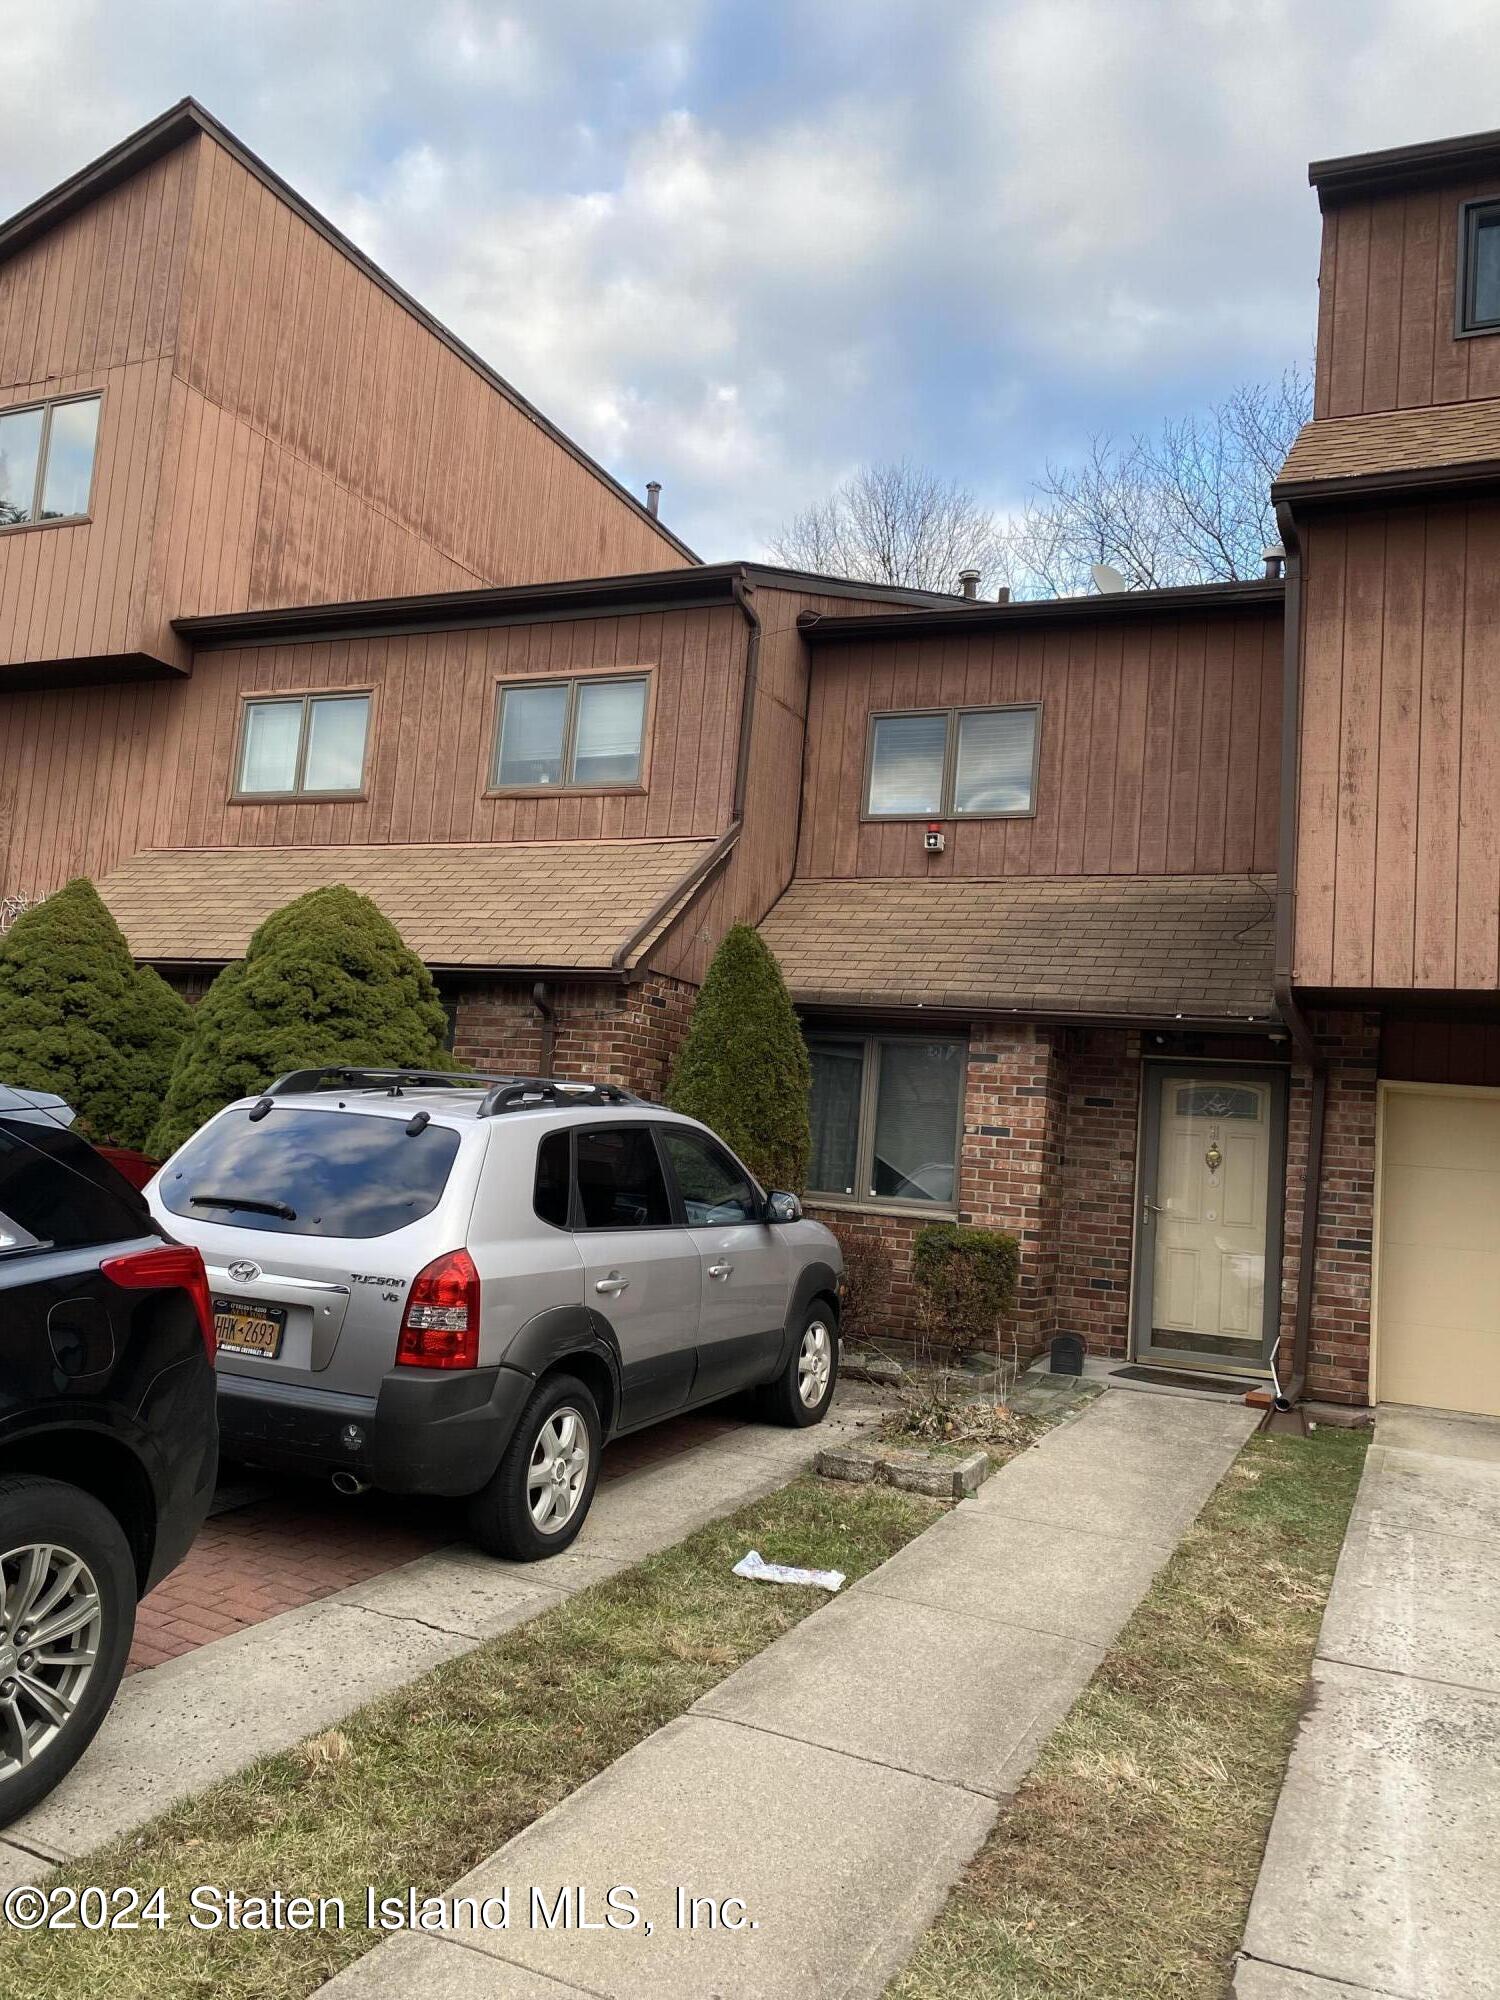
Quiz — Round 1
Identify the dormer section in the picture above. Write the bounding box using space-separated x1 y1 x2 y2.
1310 129 1500 419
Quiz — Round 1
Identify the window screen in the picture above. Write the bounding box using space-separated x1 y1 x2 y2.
573 679 647 785
952 707 1036 814
495 683 569 788
574 1127 672 1230
867 713 946 815
237 694 369 797
808 1038 865 1196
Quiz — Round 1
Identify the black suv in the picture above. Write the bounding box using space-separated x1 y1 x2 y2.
0 1087 217 1825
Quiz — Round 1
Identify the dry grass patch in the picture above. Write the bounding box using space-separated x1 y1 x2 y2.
0 1477 940 2000
889 1425 1368 2000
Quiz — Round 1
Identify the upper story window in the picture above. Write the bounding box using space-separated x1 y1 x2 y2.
0 393 102 529
491 674 649 792
1459 199 1500 335
235 692 371 799
864 703 1040 819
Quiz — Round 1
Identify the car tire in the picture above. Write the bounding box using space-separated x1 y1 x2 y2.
467 1373 602 1562
0 1475 137 1830
760 1305 839 1428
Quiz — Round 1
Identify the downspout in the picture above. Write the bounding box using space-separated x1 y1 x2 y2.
531 979 556 1074
609 573 761 976
1272 499 1327 1409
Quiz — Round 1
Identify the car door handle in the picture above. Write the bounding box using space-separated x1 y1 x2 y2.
595 1273 629 1295
708 1262 734 1280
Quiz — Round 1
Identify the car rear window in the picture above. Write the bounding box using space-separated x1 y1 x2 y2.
157 1106 462 1239
0 1122 149 1253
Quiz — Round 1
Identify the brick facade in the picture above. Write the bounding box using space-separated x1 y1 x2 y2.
452 974 696 1101
1279 1011 1379 1407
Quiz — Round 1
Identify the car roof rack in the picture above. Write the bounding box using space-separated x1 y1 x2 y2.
262 1067 501 1097
477 1078 642 1116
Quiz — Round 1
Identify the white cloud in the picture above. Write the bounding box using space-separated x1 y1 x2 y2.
5 0 1500 557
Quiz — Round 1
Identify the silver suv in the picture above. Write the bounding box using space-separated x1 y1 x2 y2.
145 1070 842 1560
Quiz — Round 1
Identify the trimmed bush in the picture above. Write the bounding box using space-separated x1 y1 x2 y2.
0 878 191 1147
149 884 453 1155
911 1222 1020 1356
665 925 811 1191
828 1223 893 1343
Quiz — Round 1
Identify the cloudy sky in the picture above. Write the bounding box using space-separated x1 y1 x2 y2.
5 1 1500 557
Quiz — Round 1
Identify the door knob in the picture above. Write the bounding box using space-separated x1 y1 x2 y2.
595 1273 629 1295
708 1262 733 1280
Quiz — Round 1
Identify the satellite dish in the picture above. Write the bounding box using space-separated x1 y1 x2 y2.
1090 563 1127 595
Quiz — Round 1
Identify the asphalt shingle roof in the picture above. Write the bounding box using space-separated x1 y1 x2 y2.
759 874 1277 1021
97 840 714 968
1277 399 1500 491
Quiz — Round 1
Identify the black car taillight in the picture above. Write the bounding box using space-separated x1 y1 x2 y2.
396 1248 480 1369
102 1243 216 1359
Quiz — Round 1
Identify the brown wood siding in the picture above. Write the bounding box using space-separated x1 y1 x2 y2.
0 605 743 898
2 132 687 678
1314 182 1500 418
163 140 687 613
790 608 1282 881
1294 501 1500 992
0 145 196 672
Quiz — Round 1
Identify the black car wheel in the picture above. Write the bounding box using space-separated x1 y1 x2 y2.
0 1476 136 1829
466 1373 602 1561
760 1307 839 1427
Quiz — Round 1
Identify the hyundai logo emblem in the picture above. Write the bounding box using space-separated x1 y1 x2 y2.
227 1260 262 1284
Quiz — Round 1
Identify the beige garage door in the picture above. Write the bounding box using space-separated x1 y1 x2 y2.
1378 1087 1500 1416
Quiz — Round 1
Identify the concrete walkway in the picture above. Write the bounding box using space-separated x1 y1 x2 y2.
1236 1406 1500 2000
321 1386 1257 2000
0 1387 888 1881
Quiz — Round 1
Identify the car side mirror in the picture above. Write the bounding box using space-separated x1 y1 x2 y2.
764 1190 803 1224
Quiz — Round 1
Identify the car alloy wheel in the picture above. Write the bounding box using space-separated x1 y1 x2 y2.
527 1406 591 1534
0 1542 103 1781
798 1319 833 1408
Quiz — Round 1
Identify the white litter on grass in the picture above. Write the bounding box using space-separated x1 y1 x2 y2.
732 1549 844 1592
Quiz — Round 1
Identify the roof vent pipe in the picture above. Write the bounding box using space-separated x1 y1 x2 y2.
958 568 980 600
645 481 661 518
995 585 1011 605
1263 544 1286 580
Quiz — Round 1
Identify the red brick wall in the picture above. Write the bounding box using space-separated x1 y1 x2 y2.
452 975 695 1101
1281 1010 1379 1406
1055 1030 1141 1361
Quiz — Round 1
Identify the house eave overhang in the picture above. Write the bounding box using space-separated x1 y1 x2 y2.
1310 128 1500 207
791 995 1280 1031
796 579 1285 646
1272 460 1500 509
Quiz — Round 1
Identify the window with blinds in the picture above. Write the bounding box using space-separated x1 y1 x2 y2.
492 675 649 791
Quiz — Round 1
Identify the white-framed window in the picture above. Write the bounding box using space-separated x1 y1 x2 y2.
0 393 102 528
807 1032 965 1209
235 692 372 799
491 674 649 791
864 703 1040 819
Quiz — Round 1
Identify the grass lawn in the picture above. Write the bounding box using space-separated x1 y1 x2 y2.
0 1477 940 2000
889 1424 1369 2000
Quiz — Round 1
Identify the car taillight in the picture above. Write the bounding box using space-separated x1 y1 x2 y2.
396 1248 480 1369
102 1243 216 1359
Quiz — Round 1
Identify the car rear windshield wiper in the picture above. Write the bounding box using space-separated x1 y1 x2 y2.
188 1192 297 1220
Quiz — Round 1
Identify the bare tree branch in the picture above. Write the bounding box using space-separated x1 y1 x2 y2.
768 458 1006 594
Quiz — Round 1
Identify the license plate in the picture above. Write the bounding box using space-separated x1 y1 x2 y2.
212 1296 287 1360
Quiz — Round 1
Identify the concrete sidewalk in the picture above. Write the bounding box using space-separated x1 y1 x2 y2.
0 1387 888 1880
321 1385 1256 2000
1236 1406 1500 2000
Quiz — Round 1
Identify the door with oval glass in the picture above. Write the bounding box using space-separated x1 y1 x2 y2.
1134 1066 1286 1373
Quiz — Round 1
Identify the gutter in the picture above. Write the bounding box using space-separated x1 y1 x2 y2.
608 574 762 976
1272 499 1328 1411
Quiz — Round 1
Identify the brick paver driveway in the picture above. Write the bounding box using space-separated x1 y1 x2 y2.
129 1407 744 1672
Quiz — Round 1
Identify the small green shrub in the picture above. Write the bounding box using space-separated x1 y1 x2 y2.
149 884 453 1155
911 1222 1020 1356
0 878 191 1147
665 925 811 1191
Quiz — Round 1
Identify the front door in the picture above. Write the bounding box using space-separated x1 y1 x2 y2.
1135 1066 1286 1373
